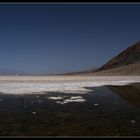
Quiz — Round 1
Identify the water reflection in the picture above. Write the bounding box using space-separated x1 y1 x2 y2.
0 84 140 136
107 83 140 108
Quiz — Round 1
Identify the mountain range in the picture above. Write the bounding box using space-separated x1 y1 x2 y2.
0 69 32 76
1 41 140 76
64 41 140 75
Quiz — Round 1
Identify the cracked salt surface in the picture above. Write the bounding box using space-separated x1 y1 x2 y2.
0 76 139 95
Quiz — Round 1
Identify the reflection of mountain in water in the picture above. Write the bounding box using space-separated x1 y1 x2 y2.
107 83 140 108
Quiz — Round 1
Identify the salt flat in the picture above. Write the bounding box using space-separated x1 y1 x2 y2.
0 76 139 94
0 75 140 82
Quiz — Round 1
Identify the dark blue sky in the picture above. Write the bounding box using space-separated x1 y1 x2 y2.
0 4 140 74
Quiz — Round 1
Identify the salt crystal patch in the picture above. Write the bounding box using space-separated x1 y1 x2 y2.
48 95 85 104
94 104 99 106
56 96 86 104
32 112 37 115
131 120 136 123
70 96 83 99
47 96 64 100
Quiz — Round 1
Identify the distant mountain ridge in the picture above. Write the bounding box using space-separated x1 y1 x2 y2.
62 68 98 75
0 69 31 75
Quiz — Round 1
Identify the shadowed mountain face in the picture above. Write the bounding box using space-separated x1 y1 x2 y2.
97 41 140 72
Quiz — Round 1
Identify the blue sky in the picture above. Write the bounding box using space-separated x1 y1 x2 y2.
0 3 140 74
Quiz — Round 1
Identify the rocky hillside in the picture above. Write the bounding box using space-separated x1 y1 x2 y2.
97 41 140 72
94 62 140 75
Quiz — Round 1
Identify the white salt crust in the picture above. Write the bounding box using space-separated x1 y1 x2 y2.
0 76 139 94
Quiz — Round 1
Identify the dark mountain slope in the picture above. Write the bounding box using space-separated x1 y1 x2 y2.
97 41 140 71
